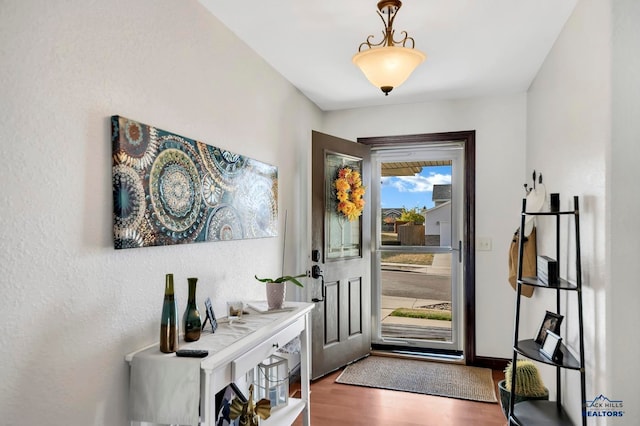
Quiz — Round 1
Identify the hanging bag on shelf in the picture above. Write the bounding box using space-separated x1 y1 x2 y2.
508 227 537 298
508 180 544 298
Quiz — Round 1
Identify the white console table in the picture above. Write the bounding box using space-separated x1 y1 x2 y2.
125 302 313 426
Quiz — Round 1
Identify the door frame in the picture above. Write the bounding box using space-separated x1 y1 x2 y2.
358 130 478 365
371 146 464 353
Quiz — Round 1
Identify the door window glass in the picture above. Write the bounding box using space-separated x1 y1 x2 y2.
371 146 464 353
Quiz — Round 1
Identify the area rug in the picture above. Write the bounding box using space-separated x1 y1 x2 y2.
335 356 497 403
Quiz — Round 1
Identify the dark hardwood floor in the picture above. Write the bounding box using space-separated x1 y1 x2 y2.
292 368 507 426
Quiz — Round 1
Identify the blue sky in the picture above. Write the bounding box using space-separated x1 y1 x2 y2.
381 165 452 209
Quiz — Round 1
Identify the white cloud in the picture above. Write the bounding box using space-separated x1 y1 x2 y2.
384 173 451 193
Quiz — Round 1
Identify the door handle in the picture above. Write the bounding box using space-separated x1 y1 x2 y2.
311 265 324 303
449 241 462 263
451 240 462 263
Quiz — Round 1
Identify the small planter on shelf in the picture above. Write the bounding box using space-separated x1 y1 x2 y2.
254 274 306 310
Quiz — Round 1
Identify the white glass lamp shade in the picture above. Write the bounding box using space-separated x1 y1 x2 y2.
353 46 426 94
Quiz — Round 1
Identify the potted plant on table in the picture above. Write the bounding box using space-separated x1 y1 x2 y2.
498 359 549 419
254 273 306 310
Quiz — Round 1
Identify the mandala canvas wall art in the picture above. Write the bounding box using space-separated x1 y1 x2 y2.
111 116 278 249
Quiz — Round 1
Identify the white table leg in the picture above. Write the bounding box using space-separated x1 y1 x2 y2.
300 312 311 426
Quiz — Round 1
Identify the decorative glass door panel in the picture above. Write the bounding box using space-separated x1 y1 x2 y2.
325 152 362 260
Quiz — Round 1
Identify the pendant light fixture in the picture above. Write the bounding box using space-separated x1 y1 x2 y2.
353 0 426 96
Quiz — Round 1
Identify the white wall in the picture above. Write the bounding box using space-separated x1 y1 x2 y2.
526 0 622 423
323 94 528 359
610 0 640 422
0 1 321 425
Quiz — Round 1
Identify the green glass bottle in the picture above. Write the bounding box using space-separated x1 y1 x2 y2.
160 273 178 353
183 277 202 342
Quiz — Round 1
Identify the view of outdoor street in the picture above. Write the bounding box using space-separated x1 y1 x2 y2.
379 161 454 343
380 253 453 342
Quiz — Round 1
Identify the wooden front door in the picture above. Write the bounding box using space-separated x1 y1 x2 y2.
310 130 371 379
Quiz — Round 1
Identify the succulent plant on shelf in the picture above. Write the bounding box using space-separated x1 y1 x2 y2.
504 359 548 397
498 359 550 419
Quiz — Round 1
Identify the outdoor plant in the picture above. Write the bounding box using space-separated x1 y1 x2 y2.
390 307 451 321
399 207 425 224
254 274 306 287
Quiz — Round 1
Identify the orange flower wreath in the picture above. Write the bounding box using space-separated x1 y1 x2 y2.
334 167 366 221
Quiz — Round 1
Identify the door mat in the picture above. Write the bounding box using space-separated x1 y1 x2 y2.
336 356 497 403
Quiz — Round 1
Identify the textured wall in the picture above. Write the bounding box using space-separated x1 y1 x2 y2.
527 0 611 422
610 0 640 421
0 1 320 425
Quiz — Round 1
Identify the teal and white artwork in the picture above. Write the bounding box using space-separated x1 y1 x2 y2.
111 116 278 249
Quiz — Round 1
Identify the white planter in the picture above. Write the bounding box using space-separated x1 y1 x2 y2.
266 282 285 310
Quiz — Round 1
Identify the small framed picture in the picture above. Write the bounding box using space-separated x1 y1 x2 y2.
534 311 563 345
540 330 563 361
202 297 218 333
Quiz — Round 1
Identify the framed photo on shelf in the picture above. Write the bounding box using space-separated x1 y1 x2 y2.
534 310 564 345
540 330 563 361
202 297 218 333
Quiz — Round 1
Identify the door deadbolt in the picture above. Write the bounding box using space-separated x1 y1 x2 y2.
311 265 323 279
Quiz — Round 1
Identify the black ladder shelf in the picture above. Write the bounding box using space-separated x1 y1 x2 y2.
508 195 586 426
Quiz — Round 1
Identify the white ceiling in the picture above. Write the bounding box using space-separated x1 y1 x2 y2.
199 0 577 111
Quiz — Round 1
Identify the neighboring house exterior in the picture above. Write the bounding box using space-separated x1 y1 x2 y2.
381 208 403 232
380 184 452 246
424 201 451 246
425 184 452 246
432 184 452 207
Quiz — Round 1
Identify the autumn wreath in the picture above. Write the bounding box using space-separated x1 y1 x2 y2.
334 167 366 221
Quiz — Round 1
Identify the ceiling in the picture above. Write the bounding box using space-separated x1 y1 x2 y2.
199 0 577 111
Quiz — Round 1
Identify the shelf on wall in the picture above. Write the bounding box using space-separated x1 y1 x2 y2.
510 400 574 426
509 195 586 426
521 210 577 216
519 277 579 291
514 339 581 370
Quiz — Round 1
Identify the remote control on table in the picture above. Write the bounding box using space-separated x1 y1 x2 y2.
175 349 209 358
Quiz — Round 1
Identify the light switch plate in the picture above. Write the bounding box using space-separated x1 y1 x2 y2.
477 237 492 251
